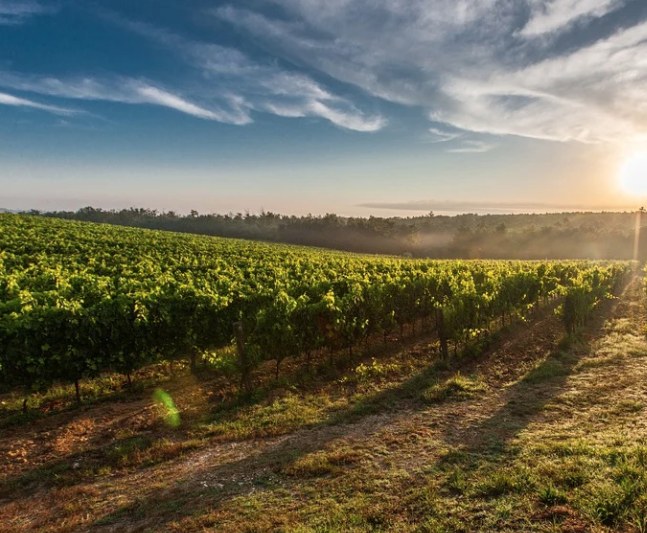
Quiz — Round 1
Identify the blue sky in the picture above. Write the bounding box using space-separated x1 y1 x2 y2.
1 0 647 215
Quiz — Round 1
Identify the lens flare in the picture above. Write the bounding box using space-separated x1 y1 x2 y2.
619 152 647 197
153 388 180 428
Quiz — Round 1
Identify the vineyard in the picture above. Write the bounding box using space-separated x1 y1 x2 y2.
3 213 647 533
0 213 631 406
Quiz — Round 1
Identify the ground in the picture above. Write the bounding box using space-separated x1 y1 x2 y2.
1 276 647 533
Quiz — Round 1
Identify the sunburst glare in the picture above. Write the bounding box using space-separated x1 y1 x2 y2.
619 152 647 197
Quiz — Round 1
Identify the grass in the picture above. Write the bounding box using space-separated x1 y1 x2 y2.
0 361 183 428
197 392 344 441
420 372 488 403
282 447 364 478
537 485 567 506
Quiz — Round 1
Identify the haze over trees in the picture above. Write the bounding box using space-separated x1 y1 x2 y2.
37 207 647 260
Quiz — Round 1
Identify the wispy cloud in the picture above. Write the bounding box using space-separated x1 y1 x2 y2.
90 13 386 132
216 0 646 143
520 0 625 37
3 0 642 139
423 127 495 152
0 0 56 25
425 127 462 143
359 199 634 213
305 101 385 132
445 140 496 153
0 73 252 124
135 85 252 124
0 91 77 115
0 7 386 132
164 26 386 132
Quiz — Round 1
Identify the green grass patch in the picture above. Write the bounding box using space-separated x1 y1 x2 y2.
197 392 343 441
420 372 488 404
522 352 574 384
282 448 364 478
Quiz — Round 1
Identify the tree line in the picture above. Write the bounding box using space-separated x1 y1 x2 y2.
34 207 647 260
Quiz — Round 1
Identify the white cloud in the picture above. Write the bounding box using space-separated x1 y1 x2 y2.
135 85 252 124
216 0 646 143
0 63 385 131
0 73 254 124
0 0 56 25
93 13 386 132
180 32 387 132
426 127 462 143
0 7 386 132
306 101 385 132
520 0 625 36
446 140 496 153
3 0 639 138
0 91 77 115
436 20 647 142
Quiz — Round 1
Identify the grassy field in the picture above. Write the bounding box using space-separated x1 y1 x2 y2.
1 276 646 532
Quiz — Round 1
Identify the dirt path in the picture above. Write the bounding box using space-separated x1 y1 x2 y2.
2 276 646 533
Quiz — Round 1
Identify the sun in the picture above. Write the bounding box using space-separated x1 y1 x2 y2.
619 152 647 197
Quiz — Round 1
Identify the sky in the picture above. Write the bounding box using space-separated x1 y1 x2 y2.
1 0 647 216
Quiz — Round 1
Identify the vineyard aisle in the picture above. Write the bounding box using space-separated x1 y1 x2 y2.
2 275 647 533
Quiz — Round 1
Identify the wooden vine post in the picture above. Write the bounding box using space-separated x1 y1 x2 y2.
234 321 252 394
436 307 449 359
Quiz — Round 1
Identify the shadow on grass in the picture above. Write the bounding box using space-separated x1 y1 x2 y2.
85 310 578 531
6 281 633 532
438 277 635 461
0 320 436 437
0 329 447 513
